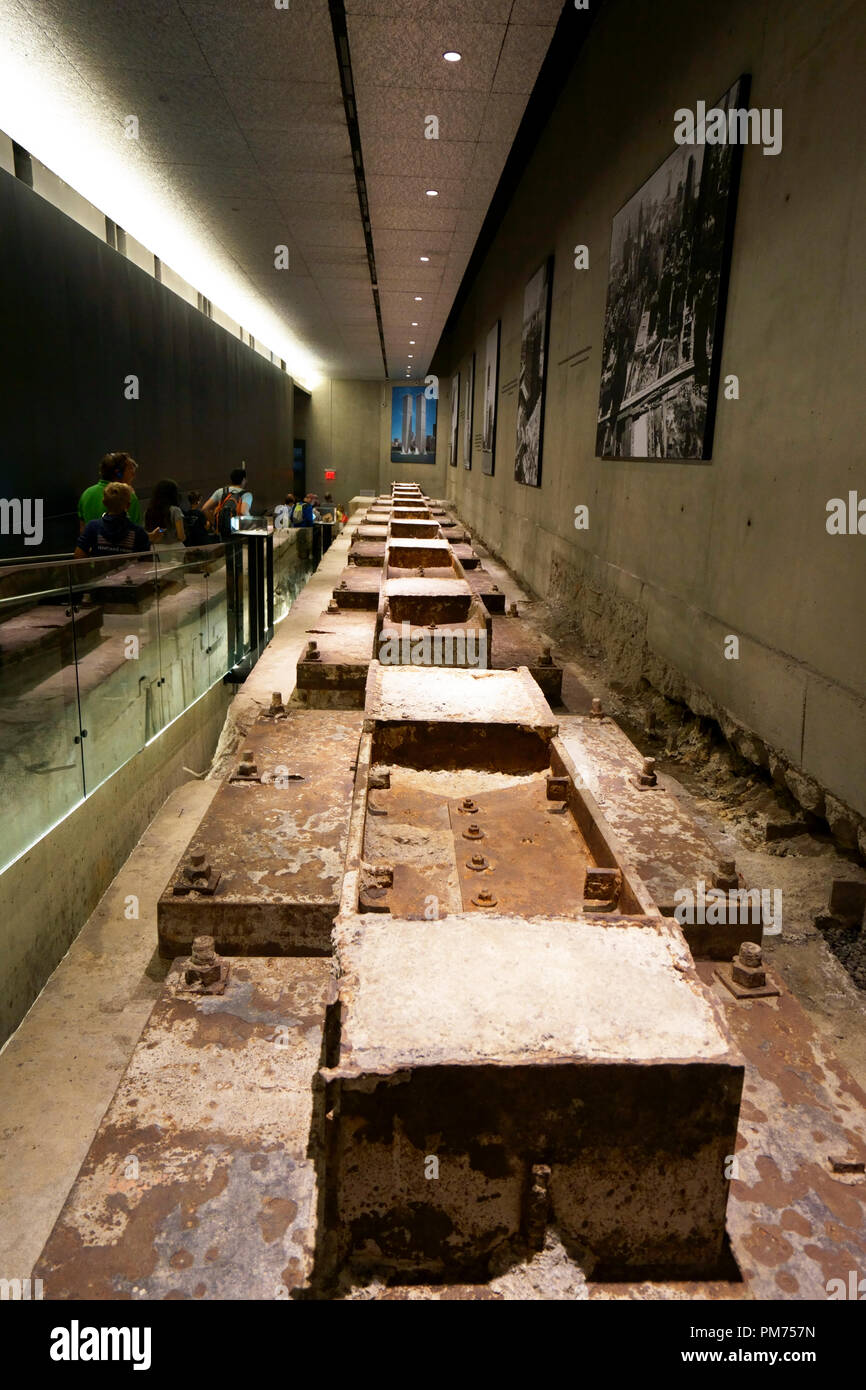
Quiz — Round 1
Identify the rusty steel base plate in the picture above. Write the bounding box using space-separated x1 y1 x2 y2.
294 613 375 704
347 541 385 566
466 569 506 612
450 542 480 569
33 957 331 1300
713 965 781 1000
157 711 362 957
333 567 382 609
447 781 590 915
698 961 866 1300
490 616 563 701
558 715 764 959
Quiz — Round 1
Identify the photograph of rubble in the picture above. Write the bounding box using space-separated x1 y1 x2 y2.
449 370 460 467
596 76 747 459
481 320 500 474
463 353 474 469
514 256 553 486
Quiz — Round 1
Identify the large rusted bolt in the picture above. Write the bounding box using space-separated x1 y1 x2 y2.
589 697 604 718
185 935 222 987
270 691 283 712
637 756 657 787
185 852 212 884
509 601 519 616
191 935 216 966
463 823 484 840
538 644 554 666
460 797 478 813
714 859 739 889
731 941 766 989
467 853 489 871
237 749 258 777
472 888 498 907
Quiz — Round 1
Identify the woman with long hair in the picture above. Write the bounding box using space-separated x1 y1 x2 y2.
144 478 185 544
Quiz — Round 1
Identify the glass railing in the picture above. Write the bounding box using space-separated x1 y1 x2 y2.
0 524 318 873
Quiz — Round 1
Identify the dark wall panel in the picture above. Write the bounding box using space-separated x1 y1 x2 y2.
0 169 294 556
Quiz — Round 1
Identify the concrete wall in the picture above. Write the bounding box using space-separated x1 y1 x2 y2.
308 379 381 504
0 680 232 1045
307 378 448 505
431 0 866 824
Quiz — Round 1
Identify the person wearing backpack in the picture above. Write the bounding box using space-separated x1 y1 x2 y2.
203 468 253 541
183 491 216 547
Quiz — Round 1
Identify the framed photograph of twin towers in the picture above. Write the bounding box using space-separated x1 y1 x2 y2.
390 385 437 464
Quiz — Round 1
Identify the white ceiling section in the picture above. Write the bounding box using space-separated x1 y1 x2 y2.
347 0 563 379
0 0 564 382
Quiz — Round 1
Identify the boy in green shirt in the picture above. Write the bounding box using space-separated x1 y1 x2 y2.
78 452 143 530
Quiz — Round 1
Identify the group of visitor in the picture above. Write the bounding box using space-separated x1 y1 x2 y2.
74 454 344 559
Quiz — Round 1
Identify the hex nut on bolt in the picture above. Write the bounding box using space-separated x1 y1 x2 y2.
714 859 739 890
472 888 498 908
185 935 221 987
731 941 766 989
635 756 658 787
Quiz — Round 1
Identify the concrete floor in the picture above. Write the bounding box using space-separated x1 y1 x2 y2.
0 519 357 1278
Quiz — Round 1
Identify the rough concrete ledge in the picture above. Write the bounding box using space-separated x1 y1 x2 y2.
543 548 866 855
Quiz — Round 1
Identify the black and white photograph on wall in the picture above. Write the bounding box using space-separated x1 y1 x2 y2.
463 355 474 469
596 75 748 460
449 372 460 468
481 320 500 475
514 257 553 487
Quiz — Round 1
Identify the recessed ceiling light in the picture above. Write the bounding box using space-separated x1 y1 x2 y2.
414 296 423 301
443 51 461 62
411 321 419 326
420 256 430 262
408 354 413 358
425 189 438 197
409 340 415 344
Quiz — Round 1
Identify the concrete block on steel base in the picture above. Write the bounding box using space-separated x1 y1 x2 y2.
294 611 375 707
157 711 363 957
364 663 558 772
333 567 382 610
321 915 743 1281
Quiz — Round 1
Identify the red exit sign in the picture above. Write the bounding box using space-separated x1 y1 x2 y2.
325 470 336 481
